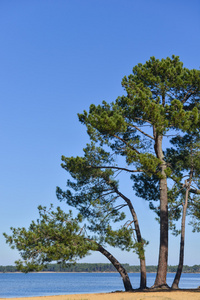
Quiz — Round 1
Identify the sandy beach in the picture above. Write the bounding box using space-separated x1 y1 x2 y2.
0 290 200 300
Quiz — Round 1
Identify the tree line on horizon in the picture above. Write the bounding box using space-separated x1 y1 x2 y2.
1 263 200 273
4 55 200 291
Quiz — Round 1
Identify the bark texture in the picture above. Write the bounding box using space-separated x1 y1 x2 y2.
153 134 169 288
172 177 192 289
114 188 147 289
97 244 133 291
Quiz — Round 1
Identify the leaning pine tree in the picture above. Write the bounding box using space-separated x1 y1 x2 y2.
4 205 133 291
57 143 148 289
59 55 200 288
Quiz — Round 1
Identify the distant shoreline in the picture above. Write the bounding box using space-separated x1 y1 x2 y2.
1 271 200 274
1 263 200 274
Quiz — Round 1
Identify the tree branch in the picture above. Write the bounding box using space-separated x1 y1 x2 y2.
181 88 198 105
134 117 152 125
88 165 143 173
189 188 200 195
113 134 140 155
128 124 154 140
96 243 133 291
102 204 128 221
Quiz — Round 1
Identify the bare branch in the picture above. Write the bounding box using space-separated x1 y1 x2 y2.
101 191 116 197
89 165 143 173
181 88 198 105
124 220 134 228
189 188 200 195
113 169 123 179
102 204 128 221
113 134 140 155
114 204 128 210
128 124 154 140
134 117 152 125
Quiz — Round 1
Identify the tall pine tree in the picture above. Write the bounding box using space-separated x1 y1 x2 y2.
69 55 200 287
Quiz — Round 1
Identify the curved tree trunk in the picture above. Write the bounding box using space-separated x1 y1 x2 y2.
153 134 169 288
128 203 147 289
97 244 133 291
114 188 147 289
172 178 191 289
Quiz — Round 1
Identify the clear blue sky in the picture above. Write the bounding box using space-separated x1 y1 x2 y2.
0 0 200 267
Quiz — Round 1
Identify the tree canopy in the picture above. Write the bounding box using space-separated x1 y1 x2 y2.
62 55 200 287
4 206 96 273
4 55 200 290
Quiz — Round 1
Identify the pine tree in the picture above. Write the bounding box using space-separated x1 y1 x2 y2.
65 55 200 288
4 205 133 291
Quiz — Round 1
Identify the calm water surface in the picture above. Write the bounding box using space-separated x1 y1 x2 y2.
0 272 199 298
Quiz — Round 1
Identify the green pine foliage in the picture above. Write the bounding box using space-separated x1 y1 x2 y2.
59 55 200 255
4 206 97 273
4 56 200 288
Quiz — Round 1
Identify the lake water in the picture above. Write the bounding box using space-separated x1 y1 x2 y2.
0 272 199 298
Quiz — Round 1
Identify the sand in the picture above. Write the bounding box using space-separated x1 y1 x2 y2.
0 290 200 300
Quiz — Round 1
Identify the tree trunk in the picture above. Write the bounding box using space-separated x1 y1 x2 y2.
130 205 147 289
97 244 133 291
114 188 147 289
172 178 191 289
140 256 147 289
153 134 169 288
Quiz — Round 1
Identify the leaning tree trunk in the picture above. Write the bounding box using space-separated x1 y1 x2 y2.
153 134 169 288
97 244 133 291
128 202 147 289
114 188 147 289
172 178 191 289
